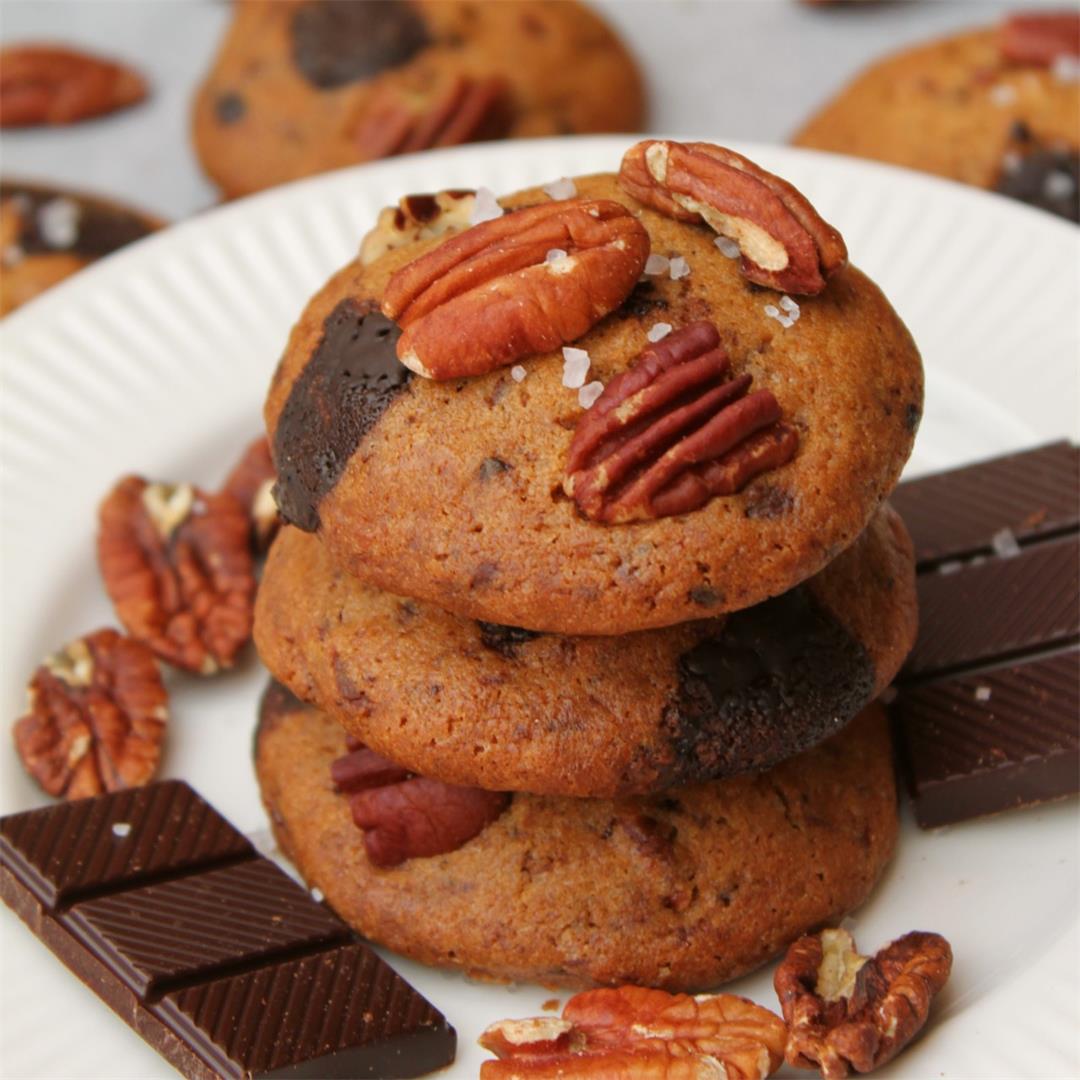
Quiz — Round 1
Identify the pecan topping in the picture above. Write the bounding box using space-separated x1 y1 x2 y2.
774 928 953 1079
619 140 847 295
332 740 509 866
564 321 798 523
13 629 166 799
360 188 476 266
353 74 513 162
1000 11 1079 66
479 986 787 1079
97 476 256 674
222 436 279 554
0 45 147 127
382 198 650 379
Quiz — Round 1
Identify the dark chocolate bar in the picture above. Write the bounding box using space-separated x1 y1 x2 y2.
892 444 1080 828
0 780 455 1078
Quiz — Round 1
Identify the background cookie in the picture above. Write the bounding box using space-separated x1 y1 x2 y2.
255 691 898 991
254 505 916 797
193 0 644 199
265 170 923 635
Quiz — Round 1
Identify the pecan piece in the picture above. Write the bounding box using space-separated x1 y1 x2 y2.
1000 12 1079 66
619 140 846 295
480 986 787 1079
97 476 256 674
0 45 147 127
332 742 509 866
222 436 279 554
382 198 650 379
563 320 798 523
360 189 476 266
13 629 166 799
774 927 953 1079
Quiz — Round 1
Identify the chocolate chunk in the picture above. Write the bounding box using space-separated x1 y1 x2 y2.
291 0 430 89
214 91 246 125
477 621 541 657
0 781 456 1077
664 588 874 784
996 146 1080 223
272 300 410 532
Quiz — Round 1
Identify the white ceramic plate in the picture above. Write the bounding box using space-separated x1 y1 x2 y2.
1 137 1077 1079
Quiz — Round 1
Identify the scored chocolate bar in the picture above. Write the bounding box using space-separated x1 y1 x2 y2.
0 780 455 1078
892 442 1079 829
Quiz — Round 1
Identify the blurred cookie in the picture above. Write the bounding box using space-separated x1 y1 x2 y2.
1 181 162 315
255 690 898 991
193 0 644 198
254 506 916 796
794 13 1080 221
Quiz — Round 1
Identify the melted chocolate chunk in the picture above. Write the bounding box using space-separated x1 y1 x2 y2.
291 0 430 89
663 588 874 784
616 280 669 319
214 91 246 124
996 145 1080 223
272 300 410 532
477 621 541 658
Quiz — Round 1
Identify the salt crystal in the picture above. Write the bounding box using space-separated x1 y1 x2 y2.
1001 150 1022 174
38 197 80 249
469 187 504 225
543 176 577 200
879 686 898 705
763 304 780 318
937 560 963 576
111 822 132 838
561 346 591 389
311 887 325 902
1044 170 1076 201
545 248 568 263
991 527 1021 558
644 253 670 276
578 381 604 409
779 295 800 315
777 315 795 329
647 322 672 342
989 83 1017 107
974 686 993 702
510 364 527 383
714 236 740 259
669 255 690 280
1052 54 1080 83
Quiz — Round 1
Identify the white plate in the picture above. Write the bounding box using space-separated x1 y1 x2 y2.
1 137 1078 1079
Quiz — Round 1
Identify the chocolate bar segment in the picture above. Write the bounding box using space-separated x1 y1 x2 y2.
1 781 455 1078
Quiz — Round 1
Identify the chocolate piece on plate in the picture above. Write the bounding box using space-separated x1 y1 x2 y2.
0 779 456 1078
892 444 1080 828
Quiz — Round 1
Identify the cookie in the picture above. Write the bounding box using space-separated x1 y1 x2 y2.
1 181 162 315
794 16 1080 222
192 0 644 199
254 505 916 797
264 167 923 635
255 689 898 991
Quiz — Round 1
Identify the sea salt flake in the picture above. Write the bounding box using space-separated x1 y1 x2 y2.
779 295 800 315
937 560 963 576
311 887 325 902
714 236 740 259
561 346 591 389
647 322 672 342
38 197 80 249
1052 54 1080 83
111 822 132 838
763 304 780 318
545 248 568 263
989 83 1017 107
777 315 795 329
992 527 1021 558
510 364 527 383
669 255 690 280
1001 150 1023 174
644 253 670 276
469 187 504 225
1044 170 1076 201
543 176 577 200
974 686 993 702
578 380 604 409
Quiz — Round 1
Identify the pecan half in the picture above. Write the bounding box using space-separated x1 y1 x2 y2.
479 986 787 1079
222 436 279 554
382 198 650 379
1000 12 1080 66
774 928 953 1079
97 476 256 674
0 45 147 127
360 189 476 266
563 321 798 523
353 74 513 161
13 628 166 799
332 741 509 866
619 140 846 295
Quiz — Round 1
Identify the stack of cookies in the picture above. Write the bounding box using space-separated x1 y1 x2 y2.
253 139 924 991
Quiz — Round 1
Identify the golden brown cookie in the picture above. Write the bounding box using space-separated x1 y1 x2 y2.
265 167 923 635
794 16 1080 221
192 0 644 199
255 505 915 796
0 180 162 315
255 689 898 991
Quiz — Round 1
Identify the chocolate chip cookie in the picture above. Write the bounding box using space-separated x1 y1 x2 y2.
255 690 898 991
254 505 916 796
192 0 644 199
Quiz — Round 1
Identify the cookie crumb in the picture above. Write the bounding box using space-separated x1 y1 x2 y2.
714 235 740 259
542 998 561 1012
543 177 577 200
562 347 591 389
647 322 672 342
470 187 504 225
644 253 670 276
578 380 604 409
511 364 527 383
669 255 690 280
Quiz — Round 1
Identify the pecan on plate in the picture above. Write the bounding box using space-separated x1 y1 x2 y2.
619 139 846 295
0 45 147 127
360 189 477 266
353 74 513 161
382 198 650 379
222 436 279 554
332 740 509 866
97 476 256 674
13 628 167 800
774 927 953 1079
479 985 787 1079
563 320 799 523
1000 11 1079 66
